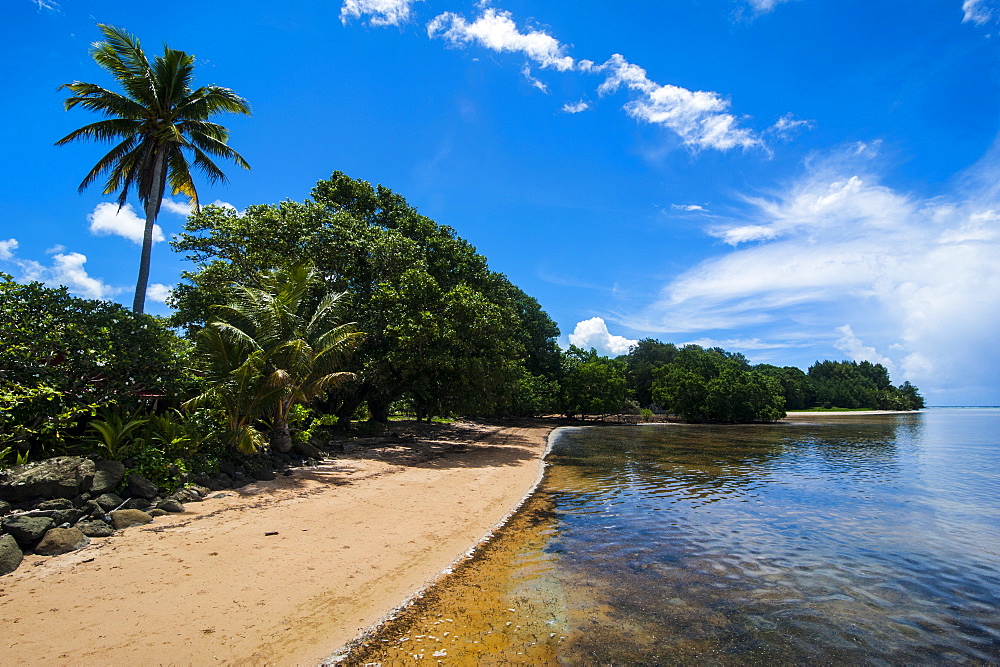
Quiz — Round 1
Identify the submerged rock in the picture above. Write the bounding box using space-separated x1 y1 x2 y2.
35 527 90 556
0 534 23 575
0 457 96 502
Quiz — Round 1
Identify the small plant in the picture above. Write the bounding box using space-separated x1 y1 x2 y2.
87 408 148 460
640 408 654 421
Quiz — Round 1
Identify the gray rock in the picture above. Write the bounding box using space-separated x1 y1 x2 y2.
207 474 232 491
169 487 203 504
109 509 153 530
0 500 10 516
0 534 23 575
0 457 96 502
2 515 54 545
219 461 237 477
231 473 255 488
156 499 185 513
94 493 124 512
49 508 85 526
36 498 74 511
34 527 90 556
75 519 114 538
81 500 105 519
250 468 276 481
91 460 126 495
122 498 151 511
126 473 158 499
148 509 168 518
71 493 91 508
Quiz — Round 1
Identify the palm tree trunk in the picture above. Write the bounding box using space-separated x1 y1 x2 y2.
132 152 167 314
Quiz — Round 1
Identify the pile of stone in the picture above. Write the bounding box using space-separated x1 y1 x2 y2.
0 456 209 577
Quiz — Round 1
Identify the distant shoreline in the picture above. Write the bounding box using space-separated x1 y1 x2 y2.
783 410 920 417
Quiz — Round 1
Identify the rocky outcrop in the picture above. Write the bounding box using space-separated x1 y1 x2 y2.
0 457 96 502
2 515 54 545
0 534 23 575
109 509 153 530
34 527 90 556
126 473 159 499
75 519 114 538
91 460 126 495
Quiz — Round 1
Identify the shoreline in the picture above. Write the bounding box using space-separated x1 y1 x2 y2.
0 421 554 665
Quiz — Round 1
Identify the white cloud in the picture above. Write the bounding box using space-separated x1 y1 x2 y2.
161 197 237 217
87 202 165 245
340 0 421 26
685 336 804 351
0 239 17 261
745 0 794 12
562 100 590 114
769 113 814 139
834 324 896 373
963 0 994 24
146 283 173 303
569 317 639 356
19 252 117 300
428 8 575 71
629 143 1000 401
597 54 761 151
671 203 707 212
30 0 60 11
521 65 549 92
45 244 65 254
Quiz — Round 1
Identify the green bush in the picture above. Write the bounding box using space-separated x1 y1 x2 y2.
0 274 191 454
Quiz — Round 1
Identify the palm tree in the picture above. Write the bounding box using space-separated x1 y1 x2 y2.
187 263 363 453
55 24 251 313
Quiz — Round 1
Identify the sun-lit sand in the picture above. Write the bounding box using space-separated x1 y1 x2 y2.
0 421 552 665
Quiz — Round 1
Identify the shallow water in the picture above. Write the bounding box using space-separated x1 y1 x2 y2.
347 408 1000 664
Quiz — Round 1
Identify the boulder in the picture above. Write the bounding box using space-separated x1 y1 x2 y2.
148 509 168 517
122 498 151 511
49 508 85 527
219 461 238 477
207 474 232 491
2 515 54 545
0 500 11 516
169 487 202 504
0 534 23 575
94 493 124 512
292 441 325 459
34 527 90 556
109 509 153 530
156 499 185 513
231 473 255 488
250 468 276 481
91 460 126 495
36 498 74 511
75 519 115 538
126 473 158 500
0 457 96 502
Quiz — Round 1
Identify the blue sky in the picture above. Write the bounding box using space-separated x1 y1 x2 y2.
5 0 1000 405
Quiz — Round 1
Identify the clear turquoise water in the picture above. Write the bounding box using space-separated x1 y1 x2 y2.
351 409 1000 664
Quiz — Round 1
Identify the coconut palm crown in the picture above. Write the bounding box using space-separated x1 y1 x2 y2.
55 24 251 313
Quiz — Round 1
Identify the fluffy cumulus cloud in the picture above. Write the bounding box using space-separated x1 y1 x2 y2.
569 317 639 356
146 283 173 303
0 238 17 261
630 144 1000 402
87 202 165 245
340 0 421 26
597 54 760 151
429 7 575 71
18 252 117 300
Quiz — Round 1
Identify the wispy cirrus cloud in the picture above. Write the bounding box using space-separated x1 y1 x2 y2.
340 0 422 26
626 142 1000 402
962 0 995 24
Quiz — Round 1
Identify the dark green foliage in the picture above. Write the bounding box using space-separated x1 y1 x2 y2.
171 171 560 424
560 347 629 419
806 360 923 410
624 338 678 408
650 345 785 423
0 274 189 453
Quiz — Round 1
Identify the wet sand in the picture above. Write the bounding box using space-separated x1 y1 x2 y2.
0 421 553 666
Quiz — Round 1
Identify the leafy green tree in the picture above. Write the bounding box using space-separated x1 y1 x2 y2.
56 24 250 313
560 346 629 419
624 338 679 407
0 274 189 452
172 172 558 424
651 345 785 423
187 263 362 452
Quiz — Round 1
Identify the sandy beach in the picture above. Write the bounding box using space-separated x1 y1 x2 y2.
0 421 553 665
